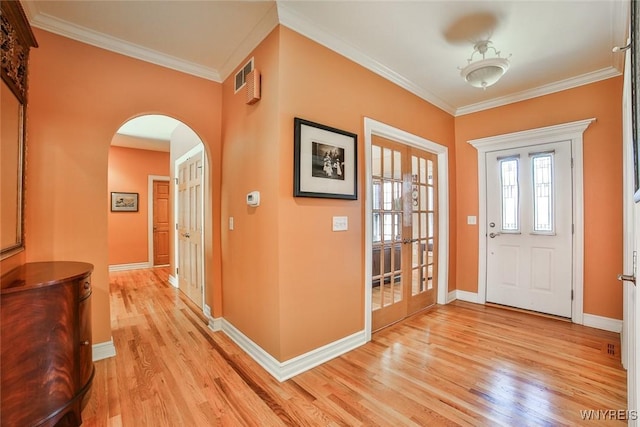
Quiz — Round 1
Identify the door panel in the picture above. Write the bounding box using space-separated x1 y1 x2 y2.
407 147 437 315
371 136 437 331
486 141 572 317
153 180 170 266
177 151 203 308
371 140 405 331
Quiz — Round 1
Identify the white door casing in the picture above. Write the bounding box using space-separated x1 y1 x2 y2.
469 118 594 325
622 40 638 423
485 141 572 317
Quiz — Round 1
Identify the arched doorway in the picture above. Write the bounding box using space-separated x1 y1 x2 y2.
108 114 208 310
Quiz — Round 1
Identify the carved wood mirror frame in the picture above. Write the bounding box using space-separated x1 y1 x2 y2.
1 1 37 259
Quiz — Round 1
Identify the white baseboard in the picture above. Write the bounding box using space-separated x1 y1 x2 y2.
448 291 622 333
222 319 366 382
208 317 223 332
447 290 457 303
108 262 150 272
93 338 116 361
168 274 178 288
450 290 481 304
583 313 623 333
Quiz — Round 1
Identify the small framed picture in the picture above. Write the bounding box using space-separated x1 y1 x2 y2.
111 192 139 212
293 117 357 200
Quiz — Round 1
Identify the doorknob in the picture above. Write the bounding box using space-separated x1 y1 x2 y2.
489 232 500 238
183 233 190 238
617 274 636 285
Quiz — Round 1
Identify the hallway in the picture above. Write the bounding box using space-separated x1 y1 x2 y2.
80 268 627 425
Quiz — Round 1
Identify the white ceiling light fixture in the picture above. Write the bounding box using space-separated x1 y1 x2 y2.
459 40 511 90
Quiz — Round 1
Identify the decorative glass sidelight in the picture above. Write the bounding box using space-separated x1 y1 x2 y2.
532 154 554 233
500 158 519 231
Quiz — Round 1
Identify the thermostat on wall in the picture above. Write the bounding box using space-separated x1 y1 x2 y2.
247 191 260 207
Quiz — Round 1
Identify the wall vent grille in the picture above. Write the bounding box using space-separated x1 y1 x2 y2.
234 58 254 93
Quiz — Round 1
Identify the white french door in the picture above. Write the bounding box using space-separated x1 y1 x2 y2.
371 135 438 331
486 140 572 317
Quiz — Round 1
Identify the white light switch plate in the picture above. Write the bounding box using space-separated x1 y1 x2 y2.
229 217 234 230
467 215 477 225
332 216 348 231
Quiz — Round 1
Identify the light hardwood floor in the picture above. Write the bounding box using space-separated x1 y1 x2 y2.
81 268 627 426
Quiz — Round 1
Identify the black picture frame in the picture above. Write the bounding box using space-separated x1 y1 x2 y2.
293 117 358 200
111 192 139 212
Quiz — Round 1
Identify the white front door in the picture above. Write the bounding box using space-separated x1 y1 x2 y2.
177 150 204 308
486 140 572 317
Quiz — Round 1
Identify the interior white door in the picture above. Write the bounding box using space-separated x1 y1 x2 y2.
486 141 572 317
177 151 203 308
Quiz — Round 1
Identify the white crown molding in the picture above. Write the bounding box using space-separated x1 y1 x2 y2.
28 11 221 82
456 67 621 116
23 1 626 117
276 2 456 116
218 3 279 81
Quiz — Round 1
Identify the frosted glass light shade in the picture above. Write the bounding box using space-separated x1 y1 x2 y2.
460 57 510 89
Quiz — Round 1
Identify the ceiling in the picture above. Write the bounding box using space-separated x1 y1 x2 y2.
24 0 629 123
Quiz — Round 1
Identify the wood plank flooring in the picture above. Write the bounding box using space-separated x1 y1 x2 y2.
81 268 627 426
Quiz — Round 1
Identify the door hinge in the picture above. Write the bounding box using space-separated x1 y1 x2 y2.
176 267 179 275
175 178 178 184
571 158 574 168
175 223 178 230
572 224 574 234
571 290 574 300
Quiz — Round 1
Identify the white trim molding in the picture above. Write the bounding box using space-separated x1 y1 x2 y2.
208 317 223 332
450 290 482 304
468 118 595 326
583 314 623 333
92 338 117 361
456 68 620 116
222 319 366 382
364 117 450 341
168 274 178 288
277 3 455 115
109 262 150 272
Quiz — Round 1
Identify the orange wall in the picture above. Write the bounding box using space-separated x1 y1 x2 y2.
277 27 456 360
221 25 456 361
108 145 169 265
20 28 223 344
5 21 622 364
221 28 283 357
455 77 624 319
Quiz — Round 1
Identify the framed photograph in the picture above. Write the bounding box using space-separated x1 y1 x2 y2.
294 117 357 199
111 192 139 212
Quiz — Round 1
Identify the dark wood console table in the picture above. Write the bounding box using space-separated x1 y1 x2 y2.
1 261 95 426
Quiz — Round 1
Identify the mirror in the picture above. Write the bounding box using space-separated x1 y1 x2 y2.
1 0 37 260
0 78 25 259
